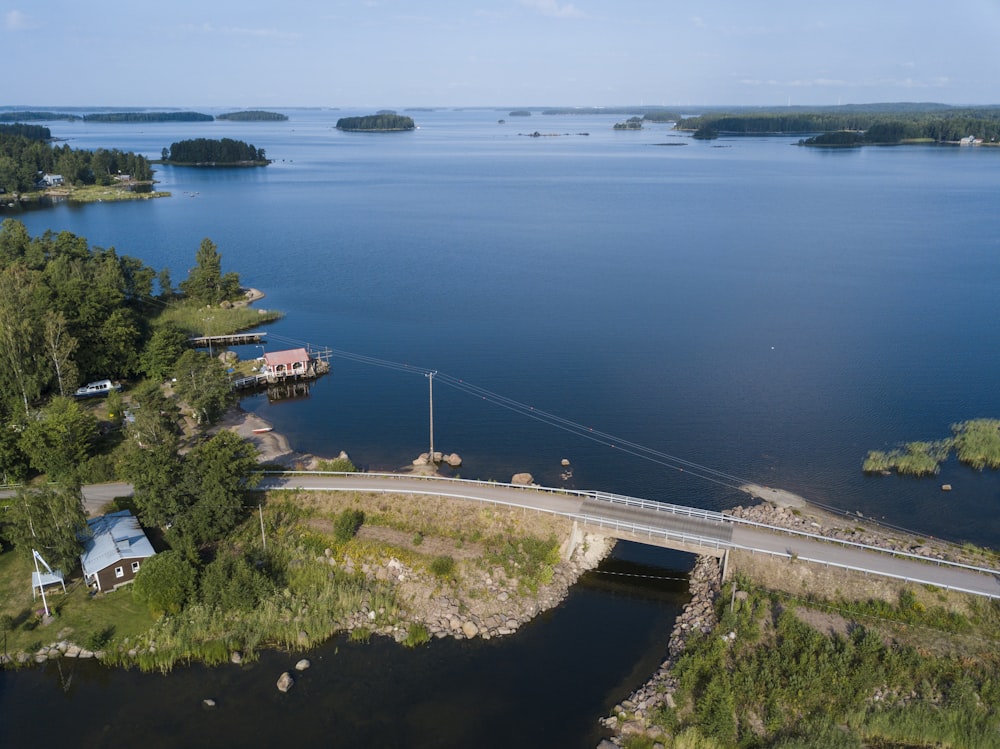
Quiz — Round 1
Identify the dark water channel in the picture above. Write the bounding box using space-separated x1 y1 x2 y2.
0 544 690 748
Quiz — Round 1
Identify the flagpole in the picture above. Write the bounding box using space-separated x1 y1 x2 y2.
33 549 50 618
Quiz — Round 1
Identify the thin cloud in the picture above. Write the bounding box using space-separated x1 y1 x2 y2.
519 0 586 19
5 10 35 31
178 23 299 40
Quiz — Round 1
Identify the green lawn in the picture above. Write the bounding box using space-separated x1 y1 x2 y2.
0 549 152 657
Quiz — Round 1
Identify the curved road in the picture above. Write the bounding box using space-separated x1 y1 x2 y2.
260 472 1000 600
12 474 997 599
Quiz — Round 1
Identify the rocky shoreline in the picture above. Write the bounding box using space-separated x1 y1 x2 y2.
4 526 616 668
598 555 723 747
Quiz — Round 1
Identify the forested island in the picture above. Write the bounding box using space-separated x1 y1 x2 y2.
676 105 1000 144
217 110 288 122
613 116 644 130
0 130 154 196
335 114 416 132
0 111 81 123
160 138 268 166
83 111 214 123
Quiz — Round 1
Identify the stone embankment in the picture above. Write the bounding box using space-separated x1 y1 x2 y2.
327 529 616 643
725 502 982 565
598 555 722 747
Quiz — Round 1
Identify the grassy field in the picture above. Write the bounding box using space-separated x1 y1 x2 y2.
0 550 152 657
1 490 571 671
153 303 282 336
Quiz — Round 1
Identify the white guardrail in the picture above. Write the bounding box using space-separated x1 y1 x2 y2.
259 471 1000 582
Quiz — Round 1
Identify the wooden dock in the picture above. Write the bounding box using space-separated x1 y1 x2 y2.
190 332 266 348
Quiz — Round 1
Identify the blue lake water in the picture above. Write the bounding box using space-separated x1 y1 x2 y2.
13 108 1000 545
4 108 1000 745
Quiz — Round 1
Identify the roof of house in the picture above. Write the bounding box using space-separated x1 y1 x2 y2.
80 510 156 577
264 348 310 368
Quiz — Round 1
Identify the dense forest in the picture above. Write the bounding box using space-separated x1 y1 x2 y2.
0 221 248 484
0 111 80 123
336 114 416 131
0 123 51 140
0 133 153 192
217 110 288 121
613 117 643 130
161 138 268 165
676 107 1000 143
83 112 214 123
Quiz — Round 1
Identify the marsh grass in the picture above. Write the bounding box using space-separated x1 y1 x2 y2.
153 302 281 337
864 418 1000 476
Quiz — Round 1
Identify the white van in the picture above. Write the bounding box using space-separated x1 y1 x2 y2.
74 380 122 398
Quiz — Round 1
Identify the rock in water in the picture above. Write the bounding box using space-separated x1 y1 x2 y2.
276 672 294 692
511 472 534 485
295 658 311 671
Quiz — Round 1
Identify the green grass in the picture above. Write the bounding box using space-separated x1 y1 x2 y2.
863 440 951 476
864 418 1000 476
0 549 152 657
153 302 282 337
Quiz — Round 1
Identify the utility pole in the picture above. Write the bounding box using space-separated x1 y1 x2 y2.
426 371 437 463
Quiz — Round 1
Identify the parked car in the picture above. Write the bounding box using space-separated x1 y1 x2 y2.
74 379 122 398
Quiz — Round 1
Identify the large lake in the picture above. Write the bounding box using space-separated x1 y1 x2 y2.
3 108 1000 744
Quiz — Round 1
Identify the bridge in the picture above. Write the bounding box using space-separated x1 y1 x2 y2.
258 472 1000 600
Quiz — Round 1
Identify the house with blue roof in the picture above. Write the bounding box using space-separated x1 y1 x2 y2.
80 511 156 592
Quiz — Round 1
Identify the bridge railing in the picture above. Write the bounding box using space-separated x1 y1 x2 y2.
588 490 727 522
259 471 1000 579
728 543 1000 601
722 513 1000 578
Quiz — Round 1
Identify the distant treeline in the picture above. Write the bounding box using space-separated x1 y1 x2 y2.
0 123 51 140
0 111 80 123
0 134 152 192
162 138 267 165
677 107 1000 143
217 110 288 122
336 114 415 132
84 112 214 123
540 107 680 121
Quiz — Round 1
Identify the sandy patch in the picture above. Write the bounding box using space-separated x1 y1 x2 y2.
212 405 317 468
739 483 807 508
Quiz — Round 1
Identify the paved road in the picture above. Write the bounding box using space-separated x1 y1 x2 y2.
10 473 998 598
262 472 1000 599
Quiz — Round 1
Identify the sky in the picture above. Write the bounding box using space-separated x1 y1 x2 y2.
3 0 999 109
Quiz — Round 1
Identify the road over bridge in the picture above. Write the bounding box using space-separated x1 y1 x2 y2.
260 472 1000 600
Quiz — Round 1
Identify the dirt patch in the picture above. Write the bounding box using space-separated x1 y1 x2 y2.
792 606 851 638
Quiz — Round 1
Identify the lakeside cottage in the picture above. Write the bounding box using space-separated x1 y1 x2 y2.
80 511 156 592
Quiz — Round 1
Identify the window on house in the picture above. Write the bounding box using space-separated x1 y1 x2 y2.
131 561 141 573
115 566 124 578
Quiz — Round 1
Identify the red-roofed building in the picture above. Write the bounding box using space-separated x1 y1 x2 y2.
261 348 328 382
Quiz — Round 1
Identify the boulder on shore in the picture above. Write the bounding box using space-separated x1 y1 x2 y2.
511 473 534 486
444 453 462 467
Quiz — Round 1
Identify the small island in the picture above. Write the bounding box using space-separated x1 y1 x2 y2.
335 114 415 132
160 138 269 166
83 111 214 123
217 110 288 122
613 116 643 130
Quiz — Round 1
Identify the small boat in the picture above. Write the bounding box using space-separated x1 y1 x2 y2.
252 427 273 434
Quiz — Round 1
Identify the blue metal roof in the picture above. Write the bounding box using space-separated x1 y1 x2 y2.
80 510 156 578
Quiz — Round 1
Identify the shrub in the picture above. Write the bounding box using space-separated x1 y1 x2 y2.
429 556 455 579
333 509 365 543
403 622 430 648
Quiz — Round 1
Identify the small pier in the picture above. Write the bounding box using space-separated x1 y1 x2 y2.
191 332 267 348
230 345 332 393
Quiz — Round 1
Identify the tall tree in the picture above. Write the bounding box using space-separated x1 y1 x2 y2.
41 310 79 397
173 430 259 548
19 396 97 487
178 238 241 306
2 486 88 572
0 266 46 416
172 349 233 425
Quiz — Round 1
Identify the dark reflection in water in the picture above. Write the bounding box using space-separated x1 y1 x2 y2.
0 544 691 749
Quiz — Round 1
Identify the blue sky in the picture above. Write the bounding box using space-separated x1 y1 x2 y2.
3 1 998 108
